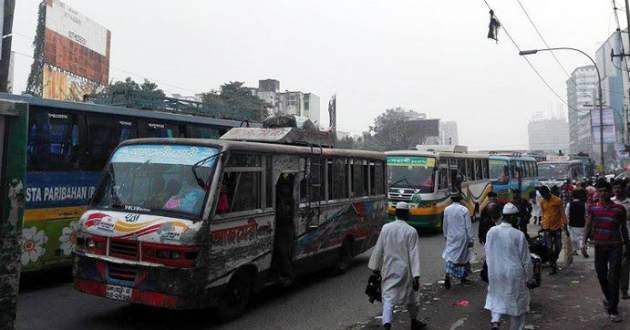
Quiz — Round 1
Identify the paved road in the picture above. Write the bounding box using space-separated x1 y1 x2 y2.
16 222 480 330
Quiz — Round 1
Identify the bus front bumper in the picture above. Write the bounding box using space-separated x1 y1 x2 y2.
73 255 223 309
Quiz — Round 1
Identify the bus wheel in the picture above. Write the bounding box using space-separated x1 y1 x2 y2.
215 270 253 322
331 239 353 275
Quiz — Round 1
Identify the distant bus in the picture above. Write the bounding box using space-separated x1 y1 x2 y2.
73 128 386 319
489 155 538 205
537 159 585 187
386 148 491 231
570 154 595 178
0 93 254 272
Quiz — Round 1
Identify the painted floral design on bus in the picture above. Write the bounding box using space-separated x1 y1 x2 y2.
21 226 48 266
59 220 80 255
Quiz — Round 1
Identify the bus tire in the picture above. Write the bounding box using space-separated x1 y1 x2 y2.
331 238 353 275
435 216 444 234
215 269 253 322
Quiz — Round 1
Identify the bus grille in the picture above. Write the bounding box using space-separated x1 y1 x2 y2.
108 263 137 282
109 239 139 260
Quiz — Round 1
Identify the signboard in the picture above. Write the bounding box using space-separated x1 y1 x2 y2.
43 0 111 90
545 155 570 161
387 156 436 167
592 125 616 144
590 107 615 126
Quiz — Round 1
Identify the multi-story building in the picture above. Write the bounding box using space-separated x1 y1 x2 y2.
566 65 597 154
528 116 570 154
254 79 321 125
440 121 459 145
595 30 630 147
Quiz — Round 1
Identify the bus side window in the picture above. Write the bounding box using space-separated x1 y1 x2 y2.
329 158 347 199
474 159 482 180
466 159 475 181
28 109 87 172
438 168 449 190
86 116 138 171
374 161 384 195
221 171 262 213
457 159 466 181
186 125 220 139
482 159 489 179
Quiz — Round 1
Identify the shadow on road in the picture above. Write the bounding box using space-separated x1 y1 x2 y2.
19 267 73 293
73 255 370 330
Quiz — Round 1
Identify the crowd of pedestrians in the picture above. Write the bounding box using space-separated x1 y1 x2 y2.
368 177 630 330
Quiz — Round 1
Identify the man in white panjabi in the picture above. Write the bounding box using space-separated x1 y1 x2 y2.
442 193 474 289
368 202 426 330
485 202 534 330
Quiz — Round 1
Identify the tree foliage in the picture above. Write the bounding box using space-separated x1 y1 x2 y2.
201 81 270 120
25 1 46 96
106 77 165 98
369 107 425 151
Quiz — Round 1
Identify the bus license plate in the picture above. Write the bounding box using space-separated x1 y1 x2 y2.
105 285 133 301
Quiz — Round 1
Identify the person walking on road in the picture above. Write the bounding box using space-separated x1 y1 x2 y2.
368 202 427 330
565 189 588 258
479 191 501 245
530 189 542 225
484 202 534 330
442 193 474 289
512 189 532 240
539 185 568 275
582 181 630 323
612 179 630 300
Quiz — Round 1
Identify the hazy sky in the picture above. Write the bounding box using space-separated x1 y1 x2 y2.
11 1 620 150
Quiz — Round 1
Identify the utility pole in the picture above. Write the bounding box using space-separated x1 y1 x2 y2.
0 0 15 93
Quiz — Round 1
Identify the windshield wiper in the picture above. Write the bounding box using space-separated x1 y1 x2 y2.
391 176 413 188
192 151 224 189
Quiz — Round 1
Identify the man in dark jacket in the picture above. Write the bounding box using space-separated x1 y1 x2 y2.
479 192 501 245
512 189 532 240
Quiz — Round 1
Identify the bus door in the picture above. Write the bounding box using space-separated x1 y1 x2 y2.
449 165 462 194
437 165 450 197
512 160 522 194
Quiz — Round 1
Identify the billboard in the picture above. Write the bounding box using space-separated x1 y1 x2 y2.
591 107 616 144
406 119 440 137
43 0 110 89
43 66 99 101
592 125 616 144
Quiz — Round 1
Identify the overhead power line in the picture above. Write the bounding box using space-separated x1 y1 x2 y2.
482 0 580 113
517 0 593 96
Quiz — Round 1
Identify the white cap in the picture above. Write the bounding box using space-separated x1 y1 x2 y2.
502 202 519 215
396 202 410 210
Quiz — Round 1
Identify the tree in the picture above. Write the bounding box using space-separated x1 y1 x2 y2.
335 135 357 149
106 77 165 98
369 107 425 151
201 81 270 120
25 1 45 96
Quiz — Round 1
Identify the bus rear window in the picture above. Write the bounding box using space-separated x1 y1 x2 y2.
91 144 220 220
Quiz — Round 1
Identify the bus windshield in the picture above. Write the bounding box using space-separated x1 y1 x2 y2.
489 159 508 183
91 144 220 220
387 156 436 193
538 163 569 181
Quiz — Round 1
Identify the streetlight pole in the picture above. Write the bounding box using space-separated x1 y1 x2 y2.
519 47 605 175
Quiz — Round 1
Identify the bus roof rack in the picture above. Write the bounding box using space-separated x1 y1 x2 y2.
220 127 335 147
415 145 468 153
85 90 262 122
